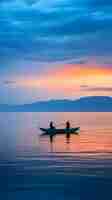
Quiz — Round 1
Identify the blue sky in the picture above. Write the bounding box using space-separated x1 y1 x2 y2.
0 0 112 104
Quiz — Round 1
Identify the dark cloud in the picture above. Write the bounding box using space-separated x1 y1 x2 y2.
3 80 16 85
81 85 112 92
90 0 112 8
0 0 112 70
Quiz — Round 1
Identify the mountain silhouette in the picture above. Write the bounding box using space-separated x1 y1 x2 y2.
0 96 112 112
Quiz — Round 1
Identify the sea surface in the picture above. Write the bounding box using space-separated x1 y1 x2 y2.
0 112 112 200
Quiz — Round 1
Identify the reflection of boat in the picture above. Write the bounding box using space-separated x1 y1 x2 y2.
40 127 80 136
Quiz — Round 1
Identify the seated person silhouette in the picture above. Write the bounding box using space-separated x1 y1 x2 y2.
49 121 55 129
49 121 55 143
65 121 71 142
66 121 70 129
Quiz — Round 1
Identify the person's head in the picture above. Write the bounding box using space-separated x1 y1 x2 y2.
50 121 53 126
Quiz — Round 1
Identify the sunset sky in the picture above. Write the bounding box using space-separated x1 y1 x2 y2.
0 0 112 104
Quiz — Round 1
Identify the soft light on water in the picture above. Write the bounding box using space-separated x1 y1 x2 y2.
0 112 112 200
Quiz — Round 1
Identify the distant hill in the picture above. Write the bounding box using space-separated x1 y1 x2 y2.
0 96 112 112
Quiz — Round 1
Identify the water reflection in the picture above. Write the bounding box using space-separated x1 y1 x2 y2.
47 133 72 152
0 112 112 200
0 112 112 156
66 133 71 144
50 134 54 144
48 132 71 145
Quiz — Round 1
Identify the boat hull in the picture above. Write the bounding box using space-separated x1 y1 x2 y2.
40 127 80 136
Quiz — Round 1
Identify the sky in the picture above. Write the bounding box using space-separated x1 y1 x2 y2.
0 0 112 104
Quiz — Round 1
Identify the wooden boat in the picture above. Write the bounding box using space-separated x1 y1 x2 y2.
40 127 80 136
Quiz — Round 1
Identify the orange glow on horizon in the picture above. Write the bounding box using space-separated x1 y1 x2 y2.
8 64 112 98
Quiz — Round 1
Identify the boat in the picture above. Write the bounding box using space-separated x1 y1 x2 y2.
40 127 80 136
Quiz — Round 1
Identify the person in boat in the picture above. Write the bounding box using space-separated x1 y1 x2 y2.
49 121 55 143
66 121 70 129
65 121 71 141
49 121 55 129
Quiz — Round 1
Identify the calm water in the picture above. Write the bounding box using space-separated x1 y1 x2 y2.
0 112 112 200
